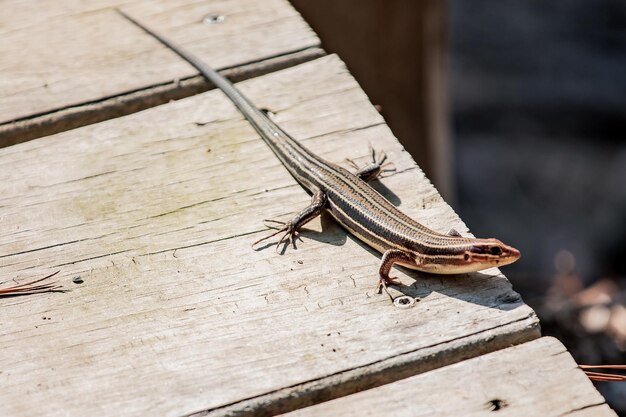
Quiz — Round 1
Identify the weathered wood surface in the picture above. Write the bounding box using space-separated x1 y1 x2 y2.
0 55 538 417
281 337 616 417
0 0 322 146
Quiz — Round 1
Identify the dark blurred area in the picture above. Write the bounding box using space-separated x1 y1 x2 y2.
451 0 626 285
290 0 626 412
451 1 626 413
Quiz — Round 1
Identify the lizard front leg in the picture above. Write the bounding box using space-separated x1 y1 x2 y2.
377 249 414 300
252 189 327 251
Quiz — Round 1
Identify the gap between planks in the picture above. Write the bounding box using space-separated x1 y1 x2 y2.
0 46 325 149
187 314 539 417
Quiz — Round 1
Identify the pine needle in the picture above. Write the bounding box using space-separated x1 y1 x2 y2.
0 271 64 297
581 365 626 382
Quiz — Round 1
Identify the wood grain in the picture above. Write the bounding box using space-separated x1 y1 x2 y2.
280 337 616 417
0 0 321 145
0 55 538 417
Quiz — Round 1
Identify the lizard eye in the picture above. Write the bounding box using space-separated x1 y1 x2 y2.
490 246 502 256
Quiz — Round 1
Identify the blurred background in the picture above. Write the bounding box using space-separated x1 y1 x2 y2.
290 0 626 413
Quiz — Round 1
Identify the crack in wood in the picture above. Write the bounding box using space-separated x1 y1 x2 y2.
52 249 132 268
0 239 83 259
557 401 608 417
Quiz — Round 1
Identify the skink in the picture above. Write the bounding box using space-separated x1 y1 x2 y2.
118 11 521 297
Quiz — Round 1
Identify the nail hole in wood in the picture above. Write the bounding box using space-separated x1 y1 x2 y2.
393 296 416 308
203 14 225 24
486 399 508 411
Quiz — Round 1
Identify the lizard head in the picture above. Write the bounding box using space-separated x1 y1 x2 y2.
413 237 521 274
463 238 521 270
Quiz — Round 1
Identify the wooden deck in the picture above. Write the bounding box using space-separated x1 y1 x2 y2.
0 1 615 416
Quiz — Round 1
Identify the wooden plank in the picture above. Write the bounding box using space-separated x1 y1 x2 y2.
0 55 538 417
281 337 616 417
0 0 322 146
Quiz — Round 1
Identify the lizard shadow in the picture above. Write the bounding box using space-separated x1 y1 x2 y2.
367 177 402 206
393 268 525 312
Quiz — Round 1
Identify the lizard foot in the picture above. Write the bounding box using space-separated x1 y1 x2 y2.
376 276 402 301
252 220 300 252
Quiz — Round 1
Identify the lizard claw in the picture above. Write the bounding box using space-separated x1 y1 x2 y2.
262 218 287 229
376 276 402 301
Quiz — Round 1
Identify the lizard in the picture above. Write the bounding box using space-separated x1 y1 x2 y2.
117 10 521 299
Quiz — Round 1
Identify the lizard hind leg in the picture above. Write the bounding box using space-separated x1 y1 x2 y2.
252 189 327 252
